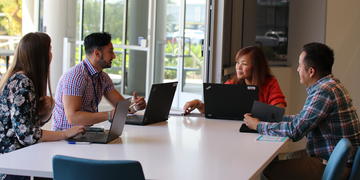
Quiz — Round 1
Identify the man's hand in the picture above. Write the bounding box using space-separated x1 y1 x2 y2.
243 113 260 130
131 92 146 111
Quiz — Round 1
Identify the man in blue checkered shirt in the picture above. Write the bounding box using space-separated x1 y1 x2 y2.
244 42 360 179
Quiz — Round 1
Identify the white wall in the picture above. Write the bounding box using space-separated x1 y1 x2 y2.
326 0 360 111
271 67 292 114
274 0 327 114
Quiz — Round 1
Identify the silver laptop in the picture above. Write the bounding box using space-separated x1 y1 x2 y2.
69 99 131 144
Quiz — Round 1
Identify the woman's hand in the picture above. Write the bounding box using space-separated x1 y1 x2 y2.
243 113 260 130
183 99 204 115
64 126 86 139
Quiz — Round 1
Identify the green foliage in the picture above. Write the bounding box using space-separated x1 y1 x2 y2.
0 0 22 35
164 41 203 79
76 0 203 80
80 0 124 38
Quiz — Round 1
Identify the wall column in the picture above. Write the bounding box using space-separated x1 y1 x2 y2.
22 0 38 34
43 0 76 92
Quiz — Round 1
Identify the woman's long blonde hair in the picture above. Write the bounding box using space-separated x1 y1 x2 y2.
0 32 52 107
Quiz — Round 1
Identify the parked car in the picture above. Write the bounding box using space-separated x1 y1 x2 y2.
167 29 204 44
255 30 287 47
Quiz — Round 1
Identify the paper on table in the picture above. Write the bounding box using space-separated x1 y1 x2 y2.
256 135 287 142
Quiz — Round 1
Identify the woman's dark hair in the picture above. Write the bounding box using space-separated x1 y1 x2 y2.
302 42 334 78
0 32 52 111
231 46 272 86
84 32 112 55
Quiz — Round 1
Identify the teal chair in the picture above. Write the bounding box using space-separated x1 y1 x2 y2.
52 155 145 180
322 138 352 180
348 147 360 180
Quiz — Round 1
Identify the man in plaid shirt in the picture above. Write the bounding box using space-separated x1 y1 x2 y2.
244 42 360 179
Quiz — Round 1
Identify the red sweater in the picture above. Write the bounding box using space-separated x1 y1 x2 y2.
224 77 287 106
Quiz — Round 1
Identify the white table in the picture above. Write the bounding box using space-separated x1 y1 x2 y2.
0 116 288 180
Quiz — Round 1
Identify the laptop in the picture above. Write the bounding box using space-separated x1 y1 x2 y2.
251 101 285 122
69 99 131 143
126 82 178 125
203 83 258 120
239 101 285 133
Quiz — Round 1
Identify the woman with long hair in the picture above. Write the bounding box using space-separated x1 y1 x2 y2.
183 46 286 114
0 32 84 180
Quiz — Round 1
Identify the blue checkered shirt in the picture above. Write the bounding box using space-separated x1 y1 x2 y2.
257 75 360 162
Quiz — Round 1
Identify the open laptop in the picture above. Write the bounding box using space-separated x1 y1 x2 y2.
126 82 178 125
69 99 131 143
239 101 285 133
203 83 258 120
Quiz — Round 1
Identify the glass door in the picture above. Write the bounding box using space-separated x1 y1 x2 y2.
153 0 208 108
75 0 149 97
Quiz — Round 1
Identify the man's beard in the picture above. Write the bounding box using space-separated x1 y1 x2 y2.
98 54 112 69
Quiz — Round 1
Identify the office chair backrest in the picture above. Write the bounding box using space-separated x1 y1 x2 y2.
322 138 352 180
52 155 145 180
348 147 360 180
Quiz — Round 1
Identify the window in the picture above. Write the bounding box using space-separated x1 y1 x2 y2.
75 0 148 96
0 0 21 74
255 0 289 65
153 0 208 107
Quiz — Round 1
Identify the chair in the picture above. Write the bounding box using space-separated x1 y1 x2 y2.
322 138 352 180
52 155 145 180
348 147 360 180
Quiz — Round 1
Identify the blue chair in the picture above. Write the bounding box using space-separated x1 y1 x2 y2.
348 147 360 180
52 155 145 180
322 138 352 180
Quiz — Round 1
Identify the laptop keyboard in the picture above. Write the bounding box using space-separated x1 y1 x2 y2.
73 132 107 142
126 114 144 125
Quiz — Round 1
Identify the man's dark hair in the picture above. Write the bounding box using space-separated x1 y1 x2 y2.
84 32 112 55
302 42 334 78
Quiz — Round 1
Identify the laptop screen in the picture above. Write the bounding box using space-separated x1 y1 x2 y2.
142 82 178 124
108 99 131 137
203 83 258 120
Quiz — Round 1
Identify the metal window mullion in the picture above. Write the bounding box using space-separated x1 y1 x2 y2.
100 0 105 32
145 0 156 100
79 0 85 61
204 0 212 83
37 0 42 31
178 0 186 92
121 0 129 94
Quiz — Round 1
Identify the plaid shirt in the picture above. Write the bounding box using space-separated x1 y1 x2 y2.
52 59 114 130
257 75 360 162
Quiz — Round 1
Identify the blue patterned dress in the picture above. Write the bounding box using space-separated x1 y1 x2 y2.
0 73 42 180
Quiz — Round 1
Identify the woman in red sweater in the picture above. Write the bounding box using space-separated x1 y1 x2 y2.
183 46 286 114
